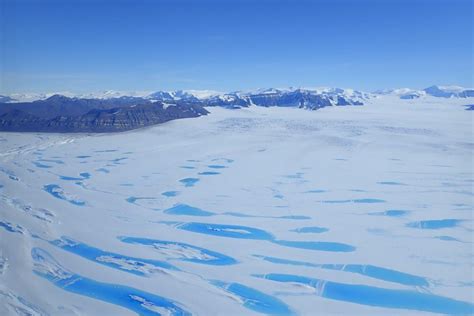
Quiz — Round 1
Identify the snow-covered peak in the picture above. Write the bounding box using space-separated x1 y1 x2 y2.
4 90 152 102
4 85 472 104
179 90 222 99
429 85 467 93
78 90 152 99
423 85 473 98
374 88 415 95
146 90 223 101
0 95 18 103
374 85 474 99
6 92 70 103
250 88 286 95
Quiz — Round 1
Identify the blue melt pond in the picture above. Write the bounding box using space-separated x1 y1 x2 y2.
126 196 155 204
69 200 85 206
272 240 355 252
119 237 237 265
177 222 274 240
254 255 428 287
207 165 227 169
320 264 429 287
305 190 326 193
322 200 352 204
60 173 91 181
253 255 315 268
33 161 52 168
280 215 312 220
198 171 220 175
211 281 293 315
222 212 259 218
179 178 199 187
50 237 178 275
291 226 329 234
353 198 386 203
162 191 179 197
406 219 464 229
222 212 310 220
43 184 85 206
32 248 190 316
0 221 22 234
39 158 64 164
369 210 410 217
377 181 406 185
435 236 462 242
212 158 233 163
60 176 82 181
164 204 214 216
110 157 127 164
256 273 473 314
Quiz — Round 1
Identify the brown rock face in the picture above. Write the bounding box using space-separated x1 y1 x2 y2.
0 102 208 133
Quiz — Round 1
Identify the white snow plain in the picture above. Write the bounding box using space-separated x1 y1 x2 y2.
0 95 473 315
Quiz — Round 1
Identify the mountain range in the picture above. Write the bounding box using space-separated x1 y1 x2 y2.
374 85 474 99
0 97 208 133
0 85 472 133
2 85 473 103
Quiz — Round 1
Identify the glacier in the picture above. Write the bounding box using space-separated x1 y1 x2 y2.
0 94 473 315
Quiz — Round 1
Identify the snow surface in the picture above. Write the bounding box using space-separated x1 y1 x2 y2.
0 95 473 315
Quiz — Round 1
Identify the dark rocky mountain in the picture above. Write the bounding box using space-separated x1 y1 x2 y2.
0 101 208 133
166 88 365 110
148 90 200 103
0 95 17 103
245 89 363 109
204 93 251 108
0 95 152 119
0 88 367 133
0 89 365 132
3 84 472 133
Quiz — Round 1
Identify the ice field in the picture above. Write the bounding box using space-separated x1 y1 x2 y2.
0 96 473 315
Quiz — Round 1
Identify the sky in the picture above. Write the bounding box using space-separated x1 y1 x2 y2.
1 0 472 94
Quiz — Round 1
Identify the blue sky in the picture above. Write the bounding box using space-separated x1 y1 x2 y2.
1 0 472 93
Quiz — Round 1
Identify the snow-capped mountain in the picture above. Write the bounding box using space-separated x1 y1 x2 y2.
375 85 474 99
0 88 371 133
1 87 370 107
78 90 153 100
0 95 17 103
0 94 207 132
4 91 153 103
5 93 50 103
147 90 200 102
145 87 369 110
2 85 472 107
423 85 474 98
